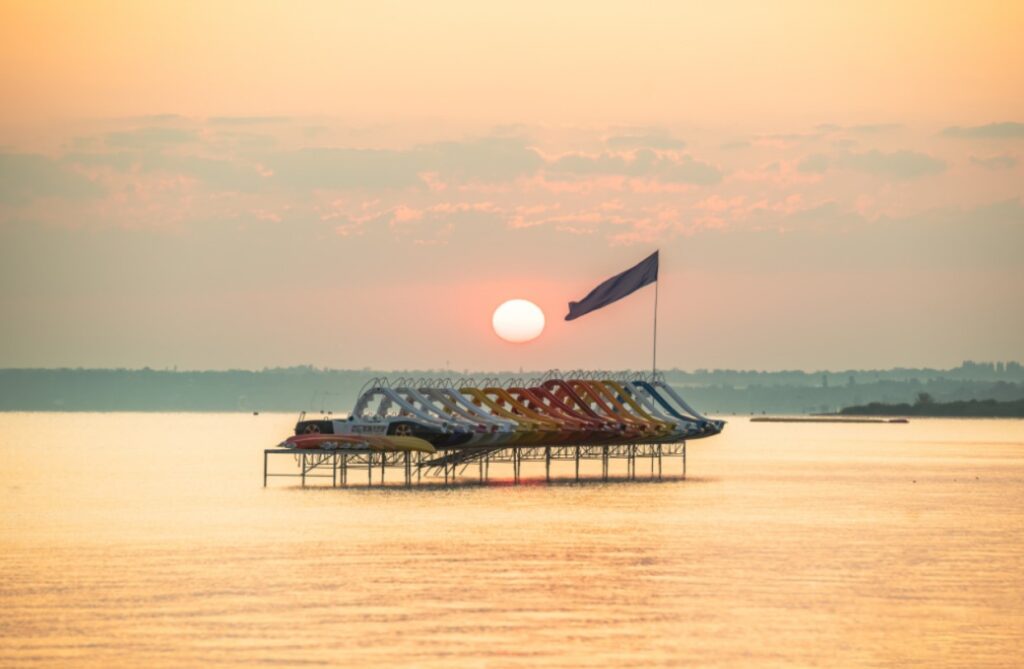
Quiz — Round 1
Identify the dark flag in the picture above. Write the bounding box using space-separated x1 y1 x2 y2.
565 251 659 321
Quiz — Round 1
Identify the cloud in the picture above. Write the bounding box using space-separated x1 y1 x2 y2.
771 200 863 230
866 198 1024 270
104 114 187 125
653 198 1024 274
546 149 722 185
419 137 542 181
267 148 424 189
762 132 822 143
71 124 273 191
104 126 199 149
66 151 139 171
67 151 267 192
941 122 1024 139
748 132 826 150
798 149 945 179
839 149 945 179
817 123 902 134
548 152 631 175
0 153 103 204
10 120 1019 262
848 123 903 133
208 116 291 125
658 155 722 184
605 132 686 150
797 153 830 174
971 154 1017 170
320 197 505 245
167 155 268 191
268 137 542 189
209 131 278 150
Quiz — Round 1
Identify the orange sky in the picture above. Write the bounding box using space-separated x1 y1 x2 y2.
1 1 1022 371
2 1 1022 127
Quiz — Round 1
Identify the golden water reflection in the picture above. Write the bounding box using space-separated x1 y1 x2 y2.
1 414 1022 667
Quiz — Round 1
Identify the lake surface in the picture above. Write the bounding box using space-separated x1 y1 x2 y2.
1 414 1022 667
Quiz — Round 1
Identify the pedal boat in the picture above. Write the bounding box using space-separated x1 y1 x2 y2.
280 433 436 454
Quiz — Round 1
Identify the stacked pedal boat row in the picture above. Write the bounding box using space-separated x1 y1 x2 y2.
280 374 724 455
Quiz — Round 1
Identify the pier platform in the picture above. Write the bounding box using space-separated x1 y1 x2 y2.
263 442 686 488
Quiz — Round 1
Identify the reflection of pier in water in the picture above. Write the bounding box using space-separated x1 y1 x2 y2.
263 442 686 488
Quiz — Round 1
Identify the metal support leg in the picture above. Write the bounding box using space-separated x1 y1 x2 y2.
341 454 348 486
602 446 608 482
575 447 580 481
301 453 307 487
405 451 411 487
658 445 662 480
381 452 386 485
545 447 551 483
368 454 373 486
263 450 268 487
682 442 687 479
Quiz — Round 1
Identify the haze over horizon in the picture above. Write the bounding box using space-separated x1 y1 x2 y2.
3 361 1023 376
2 1 1022 372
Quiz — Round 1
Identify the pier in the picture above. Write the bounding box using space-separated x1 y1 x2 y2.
263 442 686 488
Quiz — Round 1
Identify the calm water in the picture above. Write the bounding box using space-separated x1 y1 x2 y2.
1 414 1022 667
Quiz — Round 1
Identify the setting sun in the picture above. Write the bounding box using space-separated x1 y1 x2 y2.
492 299 545 343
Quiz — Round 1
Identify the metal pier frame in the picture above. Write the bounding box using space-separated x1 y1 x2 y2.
263 442 686 488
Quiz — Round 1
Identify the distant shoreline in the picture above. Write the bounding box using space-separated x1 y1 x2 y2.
839 398 1024 418
2 365 1022 414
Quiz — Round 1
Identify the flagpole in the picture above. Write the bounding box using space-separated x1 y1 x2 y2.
652 279 659 381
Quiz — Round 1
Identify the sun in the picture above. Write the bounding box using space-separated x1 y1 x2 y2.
492 299 545 343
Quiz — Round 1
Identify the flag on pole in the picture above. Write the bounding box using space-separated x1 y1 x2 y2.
565 251 659 321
